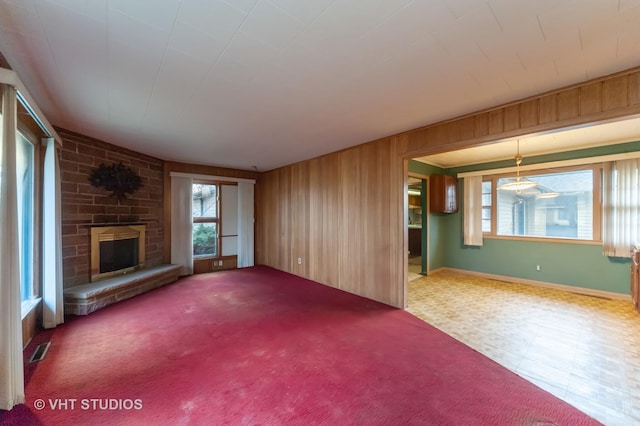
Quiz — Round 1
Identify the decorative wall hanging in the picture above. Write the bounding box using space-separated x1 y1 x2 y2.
88 162 143 201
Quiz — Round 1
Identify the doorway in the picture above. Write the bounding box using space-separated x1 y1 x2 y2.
407 175 428 282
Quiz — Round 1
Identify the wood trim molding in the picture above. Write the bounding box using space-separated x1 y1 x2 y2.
400 67 640 158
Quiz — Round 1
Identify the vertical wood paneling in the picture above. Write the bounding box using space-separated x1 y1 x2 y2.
557 89 579 121
458 116 475 141
538 94 557 124
278 168 291 272
628 73 639 106
503 104 520 132
473 113 489 138
255 67 640 308
488 109 504 135
580 83 602 115
520 99 538 128
308 156 341 287
602 76 628 111
290 162 309 277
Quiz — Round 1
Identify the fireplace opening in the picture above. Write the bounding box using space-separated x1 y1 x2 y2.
91 225 145 282
99 237 139 274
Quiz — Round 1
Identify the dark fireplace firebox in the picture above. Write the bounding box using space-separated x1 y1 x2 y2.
90 225 145 282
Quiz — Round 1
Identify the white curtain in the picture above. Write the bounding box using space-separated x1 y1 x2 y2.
43 137 64 328
0 84 25 410
237 181 254 267
171 176 193 275
463 176 483 246
602 159 640 257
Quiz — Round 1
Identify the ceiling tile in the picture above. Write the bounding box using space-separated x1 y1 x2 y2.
168 20 226 64
108 0 180 32
219 0 260 15
178 0 246 43
216 30 278 76
108 8 171 57
268 0 333 25
40 0 107 23
239 1 303 50
108 40 161 116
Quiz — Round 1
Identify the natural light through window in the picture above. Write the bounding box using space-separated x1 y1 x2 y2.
192 183 218 257
17 131 35 303
496 169 594 239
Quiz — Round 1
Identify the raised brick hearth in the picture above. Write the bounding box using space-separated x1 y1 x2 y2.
64 264 181 315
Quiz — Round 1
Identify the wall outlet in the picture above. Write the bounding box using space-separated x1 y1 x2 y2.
536 265 541 271
297 257 302 265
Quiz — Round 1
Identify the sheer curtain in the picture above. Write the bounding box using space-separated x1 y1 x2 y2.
171 176 193 275
463 176 483 246
42 137 64 328
0 84 25 410
602 159 640 257
237 181 254 268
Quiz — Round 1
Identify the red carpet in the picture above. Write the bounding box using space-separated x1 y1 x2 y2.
2 266 599 425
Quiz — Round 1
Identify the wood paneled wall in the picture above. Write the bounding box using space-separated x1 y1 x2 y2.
256 67 640 308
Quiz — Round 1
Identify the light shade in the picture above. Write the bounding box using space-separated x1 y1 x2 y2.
536 192 560 199
498 177 538 191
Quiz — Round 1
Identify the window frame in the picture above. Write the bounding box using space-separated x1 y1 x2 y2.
482 164 602 244
192 180 220 259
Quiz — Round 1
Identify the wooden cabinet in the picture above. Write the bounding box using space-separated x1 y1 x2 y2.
632 247 639 313
408 227 421 257
429 174 458 213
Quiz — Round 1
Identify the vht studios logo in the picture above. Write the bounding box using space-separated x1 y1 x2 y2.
33 398 143 411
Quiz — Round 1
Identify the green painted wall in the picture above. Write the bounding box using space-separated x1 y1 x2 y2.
408 160 446 271
411 141 640 295
441 211 630 294
447 141 640 294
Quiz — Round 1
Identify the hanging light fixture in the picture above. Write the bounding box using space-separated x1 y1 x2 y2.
498 140 538 192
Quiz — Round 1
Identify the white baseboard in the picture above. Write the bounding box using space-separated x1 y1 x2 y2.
432 267 632 301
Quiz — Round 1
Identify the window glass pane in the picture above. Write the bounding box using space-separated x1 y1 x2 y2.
193 222 218 256
192 184 217 218
17 132 34 302
482 181 492 232
496 170 593 239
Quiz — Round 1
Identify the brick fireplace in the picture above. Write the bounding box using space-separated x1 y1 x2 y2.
58 128 164 289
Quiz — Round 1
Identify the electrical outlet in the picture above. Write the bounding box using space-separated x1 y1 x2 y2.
536 265 541 271
297 257 302 265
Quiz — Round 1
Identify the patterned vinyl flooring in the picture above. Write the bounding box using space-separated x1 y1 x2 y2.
407 269 640 426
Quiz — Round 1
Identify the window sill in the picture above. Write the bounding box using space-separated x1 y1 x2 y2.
484 235 602 246
194 255 218 260
21 297 42 320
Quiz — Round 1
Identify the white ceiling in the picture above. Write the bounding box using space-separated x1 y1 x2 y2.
0 0 639 171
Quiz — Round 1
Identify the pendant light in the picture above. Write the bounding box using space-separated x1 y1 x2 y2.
498 140 538 192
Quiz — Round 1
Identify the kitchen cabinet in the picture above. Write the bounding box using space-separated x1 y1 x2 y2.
408 227 421 257
430 174 458 213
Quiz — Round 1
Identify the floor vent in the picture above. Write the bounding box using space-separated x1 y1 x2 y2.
29 342 51 363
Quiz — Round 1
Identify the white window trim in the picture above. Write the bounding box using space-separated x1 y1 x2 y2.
170 171 255 184
457 151 640 179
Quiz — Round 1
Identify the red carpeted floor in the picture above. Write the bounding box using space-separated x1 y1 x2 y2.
2 266 600 425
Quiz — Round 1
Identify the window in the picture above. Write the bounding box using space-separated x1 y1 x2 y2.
16 131 35 303
192 183 218 257
483 166 599 241
481 181 492 232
